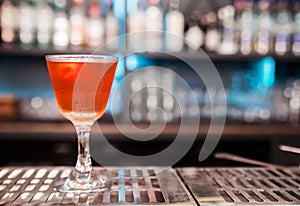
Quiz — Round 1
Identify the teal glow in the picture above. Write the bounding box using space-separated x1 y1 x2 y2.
126 55 153 71
112 53 125 79
126 55 139 70
251 57 275 88
127 0 138 14
106 79 122 114
259 57 275 87
113 0 126 50
113 0 125 19
106 53 124 114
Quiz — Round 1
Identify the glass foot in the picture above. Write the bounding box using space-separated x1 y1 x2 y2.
54 170 111 193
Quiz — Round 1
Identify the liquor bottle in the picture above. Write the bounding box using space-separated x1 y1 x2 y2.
1 0 16 45
234 0 243 51
204 12 221 52
52 0 69 49
292 0 300 55
36 0 53 49
145 0 163 51
217 5 238 55
274 0 293 55
165 0 184 52
161 69 175 122
18 0 36 48
185 11 204 51
145 68 161 123
106 0 119 51
129 71 144 122
69 0 86 47
254 0 273 55
127 0 145 51
240 0 254 55
86 0 105 48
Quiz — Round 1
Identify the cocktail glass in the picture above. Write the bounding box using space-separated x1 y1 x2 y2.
46 54 118 193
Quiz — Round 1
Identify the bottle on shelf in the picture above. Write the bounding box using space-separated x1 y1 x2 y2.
185 10 205 51
254 0 273 55
239 0 254 55
1 0 16 46
233 0 243 51
1 0 299 56
36 0 53 49
165 0 184 52
161 69 175 122
18 0 36 48
204 12 221 52
129 71 144 122
292 0 300 55
274 0 293 55
105 0 119 51
217 5 238 55
52 0 69 49
69 0 86 47
144 0 163 51
127 0 145 51
86 0 105 48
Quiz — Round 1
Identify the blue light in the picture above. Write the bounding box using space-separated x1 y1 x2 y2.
106 79 122 114
113 0 126 50
127 0 138 15
126 55 154 71
259 57 275 88
113 0 125 19
112 53 125 79
126 55 139 71
106 53 125 114
251 57 275 88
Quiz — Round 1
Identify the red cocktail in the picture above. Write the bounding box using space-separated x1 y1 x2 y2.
46 54 118 193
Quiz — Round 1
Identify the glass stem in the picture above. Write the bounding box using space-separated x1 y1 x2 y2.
74 125 93 177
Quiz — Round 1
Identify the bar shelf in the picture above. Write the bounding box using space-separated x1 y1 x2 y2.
0 46 300 62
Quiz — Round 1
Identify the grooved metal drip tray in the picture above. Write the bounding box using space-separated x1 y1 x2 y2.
0 167 195 205
178 167 300 206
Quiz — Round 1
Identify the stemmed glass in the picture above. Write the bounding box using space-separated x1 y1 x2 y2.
46 54 118 193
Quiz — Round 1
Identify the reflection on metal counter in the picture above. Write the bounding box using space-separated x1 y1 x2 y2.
0 167 195 205
178 167 300 205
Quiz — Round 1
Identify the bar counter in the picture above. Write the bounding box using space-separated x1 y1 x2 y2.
0 122 299 167
0 166 299 205
2 122 300 138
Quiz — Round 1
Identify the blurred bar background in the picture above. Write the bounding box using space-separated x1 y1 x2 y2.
0 0 299 167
